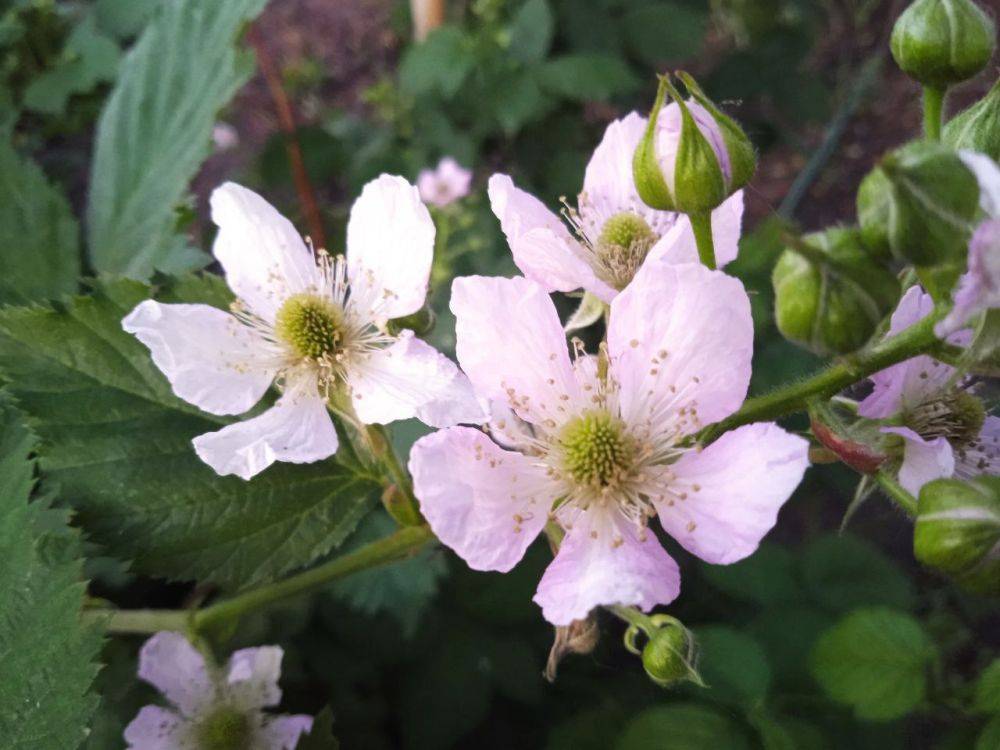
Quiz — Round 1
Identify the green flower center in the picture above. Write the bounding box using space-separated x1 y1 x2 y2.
275 293 344 360
558 410 635 487
905 390 986 449
195 706 252 750
595 212 657 290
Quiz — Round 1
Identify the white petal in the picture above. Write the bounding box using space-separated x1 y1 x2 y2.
646 191 743 269
226 646 283 710
533 506 680 626
487 174 604 295
192 373 338 480
959 150 1000 217
583 113 651 214
210 183 320 321
451 275 583 427
137 632 213 717
655 423 809 564
124 706 191 749
608 261 753 434
409 427 553 572
123 300 277 416
259 715 314 750
346 174 433 322
884 426 956 495
347 331 487 427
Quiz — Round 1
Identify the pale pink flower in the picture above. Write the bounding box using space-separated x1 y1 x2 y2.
417 157 472 207
860 286 1000 494
409 262 808 625
487 110 744 302
124 632 310 749
123 177 485 480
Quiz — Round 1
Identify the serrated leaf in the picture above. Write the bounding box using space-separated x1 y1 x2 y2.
398 26 473 99
0 140 80 305
0 398 103 749
508 0 553 64
0 276 379 589
695 626 772 706
86 0 268 279
800 533 916 612
615 703 751 750
975 658 1000 713
622 3 707 65
810 607 936 721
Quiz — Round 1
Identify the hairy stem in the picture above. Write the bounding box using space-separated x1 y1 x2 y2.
875 470 918 517
689 212 716 270
922 86 945 142
367 423 423 526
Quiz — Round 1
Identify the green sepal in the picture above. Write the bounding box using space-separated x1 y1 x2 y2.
944 77 1000 161
856 166 893 260
633 76 676 211
914 477 1000 595
669 75 728 214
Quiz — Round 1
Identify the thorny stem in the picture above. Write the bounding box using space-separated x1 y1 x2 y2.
85 525 435 636
689 211 716 270
922 85 945 142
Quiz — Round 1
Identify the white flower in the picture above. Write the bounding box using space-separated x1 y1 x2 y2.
123 176 485 480
417 157 472 207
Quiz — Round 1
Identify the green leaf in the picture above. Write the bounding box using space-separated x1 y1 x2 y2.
537 54 639 102
0 140 80 305
800 533 916 612
748 606 833 692
810 607 936 721
622 3 707 65
0 277 379 589
296 706 340 750
615 702 751 750
0 398 103 749
975 659 1000 713
398 26 473 99
95 0 164 38
699 543 801 606
493 68 549 134
694 626 772 706
749 713 829 750
978 716 1000 750
86 0 268 279
508 0 554 64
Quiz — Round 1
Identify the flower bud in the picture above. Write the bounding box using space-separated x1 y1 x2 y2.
772 228 901 356
944 78 1000 161
641 622 695 688
914 476 1000 595
891 0 996 89
633 73 755 215
856 166 893 259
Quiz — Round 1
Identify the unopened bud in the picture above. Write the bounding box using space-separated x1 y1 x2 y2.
773 228 900 356
856 167 893 259
891 0 995 89
944 78 1000 161
641 623 695 688
914 477 1000 595
633 73 755 215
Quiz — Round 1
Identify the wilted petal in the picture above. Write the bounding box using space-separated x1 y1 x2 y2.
210 183 320 322
347 331 486 427
192 372 338 480
654 423 809 564
259 715 314 750
347 174 433 322
410 427 553 572
884 426 955 495
646 191 743 269
137 632 213 717
123 301 277 416
124 706 190 749
533 506 680 626
226 646 283 710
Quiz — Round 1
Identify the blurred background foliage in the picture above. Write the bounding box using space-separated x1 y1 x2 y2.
1 0 998 747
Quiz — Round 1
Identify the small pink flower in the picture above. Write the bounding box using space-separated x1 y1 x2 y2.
409 262 808 625
487 111 744 302
417 157 472 207
860 286 1000 494
124 632 311 749
123 177 485 480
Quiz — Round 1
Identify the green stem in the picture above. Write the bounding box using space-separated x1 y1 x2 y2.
875 470 918 517
701 309 943 442
689 212 716 270
367 423 423 526
87 525 435 636
923 86 945 141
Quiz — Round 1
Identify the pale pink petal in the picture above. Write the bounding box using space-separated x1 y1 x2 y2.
347 331 486 427
937 219 1000 336
654 423 809 564
487 174 598 294
137 632 213 717
583 113 650 212
533 506 681 626
226 646 283 710
409 427 553 572
884 426 956 495
346 174 433 322
418 157 472 207
608 262 752 435
646 191 743 269
959 150 1000 217
192 373 338 480
860 287 956 418
955 415 1000 479
259 715 314 750
210 183 320 322
486 400 537 451
451 275 583 427
124 706 191 749
123 301 277 416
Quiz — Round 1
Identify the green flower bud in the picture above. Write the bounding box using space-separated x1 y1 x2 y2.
633 73 756 214
641 623 694 688
772 228 901 356
914 477 1000 595
856 166 893 259
944 78 1000 161
891 0 996 89
387 304 437 336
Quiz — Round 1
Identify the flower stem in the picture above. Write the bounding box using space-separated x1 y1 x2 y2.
875 470 918 517
689 212 716 270
700 309 943 442
366 423 423 526
922 86 945 142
